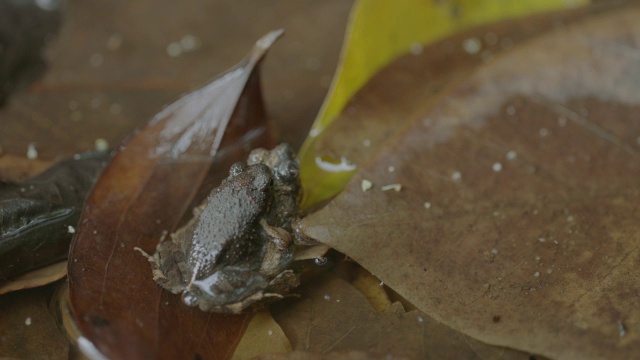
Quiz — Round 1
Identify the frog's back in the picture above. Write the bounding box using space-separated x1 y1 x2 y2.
186 164 271 274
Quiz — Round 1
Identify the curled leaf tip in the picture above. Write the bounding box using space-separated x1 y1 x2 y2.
256 29 285 49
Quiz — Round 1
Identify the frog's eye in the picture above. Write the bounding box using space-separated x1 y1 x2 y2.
181 289 200 307
277 160 299 180
229 162 246 177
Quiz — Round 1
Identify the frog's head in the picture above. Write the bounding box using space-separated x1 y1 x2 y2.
181 287 202 307
247 144 299 189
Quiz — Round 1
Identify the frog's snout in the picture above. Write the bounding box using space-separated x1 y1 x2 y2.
276 160 299 180
181 287 201 307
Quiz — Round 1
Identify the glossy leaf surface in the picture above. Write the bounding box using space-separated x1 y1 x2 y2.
67 31 281 360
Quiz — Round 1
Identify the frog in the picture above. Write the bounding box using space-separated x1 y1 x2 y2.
136 143 309 314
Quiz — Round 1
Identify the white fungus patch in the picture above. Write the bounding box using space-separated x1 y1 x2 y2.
68 225 76 234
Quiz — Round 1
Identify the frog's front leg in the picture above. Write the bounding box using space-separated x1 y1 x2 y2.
259 218 292 250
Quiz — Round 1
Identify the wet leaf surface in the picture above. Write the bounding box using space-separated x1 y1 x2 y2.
66 32 280 359
271 277 529 359
301 3 640 359
0 151 109 282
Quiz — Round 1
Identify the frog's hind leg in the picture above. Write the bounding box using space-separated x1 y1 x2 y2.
264 269 299 296
134 236 192 294
259 218 292 250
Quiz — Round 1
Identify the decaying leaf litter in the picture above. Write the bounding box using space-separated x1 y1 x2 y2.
300 4 640 360
2 0 636 360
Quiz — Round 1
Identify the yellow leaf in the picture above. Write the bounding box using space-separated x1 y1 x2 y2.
298 0 589 209
231 311 291 359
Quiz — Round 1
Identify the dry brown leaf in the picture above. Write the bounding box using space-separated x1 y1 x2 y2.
0 282 69 359
0 154 53 182
255 350 410 360
232 311 292 360
300 3 640 359
350 267 391 313
271 277 529 359
0 261 67 295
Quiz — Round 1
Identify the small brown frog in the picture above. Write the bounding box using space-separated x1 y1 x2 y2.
136 144 309 313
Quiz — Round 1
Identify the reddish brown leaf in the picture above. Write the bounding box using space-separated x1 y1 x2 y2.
301 3 640 359
67 31 281 360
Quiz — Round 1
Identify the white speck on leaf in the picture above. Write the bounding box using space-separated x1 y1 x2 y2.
492 162 502 172
462 38 482 54
361 179 373 192
381 184 402 192
68 226 76 234
27 143 38 159
506 151 517 160
424 202 431 209
451 171 462 181
25 317 32 326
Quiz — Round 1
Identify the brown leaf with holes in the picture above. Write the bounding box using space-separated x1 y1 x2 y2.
271 277 529 359
300 3 640 359
66 31 281 359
